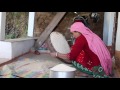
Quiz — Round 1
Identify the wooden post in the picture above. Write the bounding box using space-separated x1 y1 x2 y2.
0 12 6 41
34 12 66 50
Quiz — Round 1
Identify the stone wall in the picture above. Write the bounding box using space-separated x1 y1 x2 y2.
5 12 28 39
34 12 104 41
34 12 56 37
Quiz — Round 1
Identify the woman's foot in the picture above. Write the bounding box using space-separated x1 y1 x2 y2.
75 71 90 77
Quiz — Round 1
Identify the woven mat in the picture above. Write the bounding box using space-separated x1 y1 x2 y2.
0 53 65 78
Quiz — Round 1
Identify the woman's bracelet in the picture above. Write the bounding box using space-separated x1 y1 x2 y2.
56 52 58 57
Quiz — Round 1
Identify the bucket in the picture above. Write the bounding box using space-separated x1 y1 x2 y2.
49 64 76 78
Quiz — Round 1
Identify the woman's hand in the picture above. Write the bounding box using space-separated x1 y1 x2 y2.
50 52 57 57
50 52 72 64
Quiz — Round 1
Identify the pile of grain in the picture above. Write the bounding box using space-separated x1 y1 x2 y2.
50 64 76 72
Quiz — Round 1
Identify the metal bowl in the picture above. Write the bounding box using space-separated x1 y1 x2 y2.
49 70 75 78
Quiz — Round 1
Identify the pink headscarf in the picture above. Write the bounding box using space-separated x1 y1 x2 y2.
70 22 112 75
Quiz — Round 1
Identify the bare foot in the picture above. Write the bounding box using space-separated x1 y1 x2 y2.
75 70 89 77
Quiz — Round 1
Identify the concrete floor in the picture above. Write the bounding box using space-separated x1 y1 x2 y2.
0 52 118 78
0 58 9 64
0 53 80 78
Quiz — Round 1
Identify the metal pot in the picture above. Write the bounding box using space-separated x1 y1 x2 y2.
49 70 76 78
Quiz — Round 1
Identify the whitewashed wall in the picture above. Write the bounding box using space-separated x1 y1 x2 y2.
103 12 116 46
0 39 35 59
116 12 120 51
0 41 12 59
0 12 6 41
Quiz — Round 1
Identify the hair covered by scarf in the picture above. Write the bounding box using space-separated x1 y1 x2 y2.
70 22 112 75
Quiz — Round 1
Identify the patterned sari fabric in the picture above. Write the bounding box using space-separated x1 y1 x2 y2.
70 50 109 78
70 22 112 76
72 60 109 78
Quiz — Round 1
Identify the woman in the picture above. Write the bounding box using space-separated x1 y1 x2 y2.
50 22 112 78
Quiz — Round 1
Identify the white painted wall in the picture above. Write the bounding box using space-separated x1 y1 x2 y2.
0 12 36 62
0 41 12 59
0 12 6 41
103 12 116 46
27 12 35 37
0 39 35 60
12 39 34 58
116 12 120 51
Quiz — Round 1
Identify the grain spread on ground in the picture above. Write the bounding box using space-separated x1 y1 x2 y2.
50 64 76 72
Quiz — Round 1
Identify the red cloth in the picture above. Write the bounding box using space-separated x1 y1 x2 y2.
68 35 100 70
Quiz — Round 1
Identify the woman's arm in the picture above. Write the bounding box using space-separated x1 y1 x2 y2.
50 52 72 63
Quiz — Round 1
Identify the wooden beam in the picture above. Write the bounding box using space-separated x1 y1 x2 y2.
46 37 56 52
34 12 66 49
